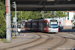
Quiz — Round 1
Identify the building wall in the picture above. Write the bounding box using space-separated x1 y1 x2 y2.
65 20 73 26
68 11 75 20
69 12 74 20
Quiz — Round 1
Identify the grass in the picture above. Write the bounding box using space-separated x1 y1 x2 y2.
0 37 17 43
1 38 7 43
12 37 17 39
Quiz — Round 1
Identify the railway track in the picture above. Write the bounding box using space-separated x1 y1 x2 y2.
24 34 66 50
48 35 66 50
1 32 74 50
21 35 51 50
54 32 75 50
57 33 75 40
0 34 41 50
1 34 51 50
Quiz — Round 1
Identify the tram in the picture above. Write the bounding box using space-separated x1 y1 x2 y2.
25 18 59 33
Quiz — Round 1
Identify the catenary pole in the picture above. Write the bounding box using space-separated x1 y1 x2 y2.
5 0 12 42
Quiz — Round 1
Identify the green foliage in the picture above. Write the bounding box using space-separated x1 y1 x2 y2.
73 15 75 19
1 38 7 43
44 11 67 18
11 11 42 22
56 11 67 18
0 1 5 14
0 1 6 38
30 11 41 20
11 11 67 21
11 11 15 22
73 22 75 26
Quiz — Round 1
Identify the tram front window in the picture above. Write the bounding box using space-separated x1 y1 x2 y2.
50 24 58 28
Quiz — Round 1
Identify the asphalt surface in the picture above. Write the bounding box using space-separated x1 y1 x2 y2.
0 29 75 50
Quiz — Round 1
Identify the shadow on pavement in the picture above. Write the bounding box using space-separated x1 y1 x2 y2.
12 29 75 34
59 29 75 32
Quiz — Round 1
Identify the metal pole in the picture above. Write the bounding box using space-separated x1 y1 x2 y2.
21 11 22 28
21 17 22 27
15 2 17 36
41 11 44 18
54 11 56 15
21 11 22 16
5 0 11 42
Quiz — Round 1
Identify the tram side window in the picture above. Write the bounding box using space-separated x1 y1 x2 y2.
27 23 31 28
32 24 38 28
32 24 35 28
27 25 30 28
27 25 28 28
32 23 39 28
25 23 27 27
43 23 47 27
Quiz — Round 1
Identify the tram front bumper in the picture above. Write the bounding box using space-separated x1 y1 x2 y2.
48 28 58 33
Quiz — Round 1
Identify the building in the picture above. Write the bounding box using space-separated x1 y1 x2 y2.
67 11 75 20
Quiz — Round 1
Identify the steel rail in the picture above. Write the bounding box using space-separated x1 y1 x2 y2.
0 34 41 50
48 35 66 50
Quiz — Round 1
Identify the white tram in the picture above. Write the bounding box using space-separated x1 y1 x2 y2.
25 18 59 33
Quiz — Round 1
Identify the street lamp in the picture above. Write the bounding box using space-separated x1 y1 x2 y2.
12 1 17 36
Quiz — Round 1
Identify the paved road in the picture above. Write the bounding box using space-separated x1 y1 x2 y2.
0 29 75 50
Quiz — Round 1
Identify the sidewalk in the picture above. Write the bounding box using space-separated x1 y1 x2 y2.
0 33 35 50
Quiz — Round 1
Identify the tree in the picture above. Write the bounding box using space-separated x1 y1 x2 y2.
0 1 6 38
0 0 5 14
73 15 75 20
56 11 67 18
30 11 41 19
11 11 15 22
44 11 67 18
11 11 67 21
